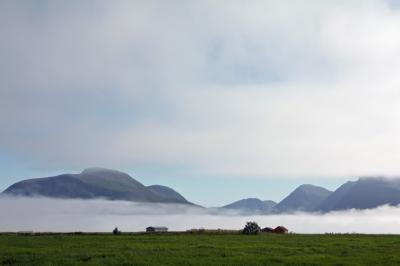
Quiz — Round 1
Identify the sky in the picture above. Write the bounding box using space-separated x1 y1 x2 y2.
1 1 400 206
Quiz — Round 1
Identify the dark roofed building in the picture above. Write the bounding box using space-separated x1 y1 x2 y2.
146 226 168 232
273 226 288 234
261 227 274 233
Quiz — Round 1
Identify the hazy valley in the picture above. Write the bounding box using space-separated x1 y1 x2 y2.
4 168 400 216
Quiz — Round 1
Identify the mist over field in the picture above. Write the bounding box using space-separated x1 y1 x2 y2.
1 197 400 234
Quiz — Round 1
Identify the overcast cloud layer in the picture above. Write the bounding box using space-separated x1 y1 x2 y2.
2 1 400 177
1 197 400 234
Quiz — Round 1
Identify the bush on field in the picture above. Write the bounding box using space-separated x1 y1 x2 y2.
242 221 261 235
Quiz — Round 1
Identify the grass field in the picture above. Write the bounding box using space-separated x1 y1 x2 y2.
1 232 400 265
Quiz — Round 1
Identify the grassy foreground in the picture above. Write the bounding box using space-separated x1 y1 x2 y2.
1 232 400 265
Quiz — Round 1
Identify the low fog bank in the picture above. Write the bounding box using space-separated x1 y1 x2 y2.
1 197 400 234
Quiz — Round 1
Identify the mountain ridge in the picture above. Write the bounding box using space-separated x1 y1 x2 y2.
4 169 400 214
221 198 276 214
316 177 400 212
3 168 192 205
273 184 332 213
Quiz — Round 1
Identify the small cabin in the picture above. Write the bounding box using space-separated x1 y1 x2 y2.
261 227 274 233
146 226 168 232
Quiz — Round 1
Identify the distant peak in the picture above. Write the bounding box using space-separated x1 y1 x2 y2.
296 184 331 192
297 184 314 189
80 168 135 182
241 198 263 202
81 167 124 175
358 176 387 181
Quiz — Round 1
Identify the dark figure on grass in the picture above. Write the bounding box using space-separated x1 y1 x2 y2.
242 221 261 235
113 227 121 235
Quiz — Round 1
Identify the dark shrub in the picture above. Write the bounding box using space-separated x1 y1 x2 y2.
242 221 261 235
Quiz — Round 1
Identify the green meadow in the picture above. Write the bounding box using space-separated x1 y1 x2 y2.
1 232 399 265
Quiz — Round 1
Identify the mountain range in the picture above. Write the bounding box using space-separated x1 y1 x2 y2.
272 184 332 213
221 198 277 214
317 177 400 212
2 168 192 205
3 168 400 214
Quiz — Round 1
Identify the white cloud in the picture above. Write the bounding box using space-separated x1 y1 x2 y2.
2 197 400 233
1 1 400 177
